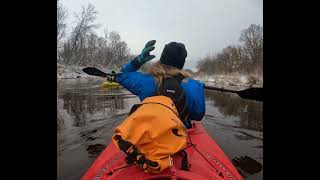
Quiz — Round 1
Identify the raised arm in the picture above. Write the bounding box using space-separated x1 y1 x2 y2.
121 40 156 73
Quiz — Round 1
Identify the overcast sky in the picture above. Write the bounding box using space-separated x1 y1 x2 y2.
61 0 263 70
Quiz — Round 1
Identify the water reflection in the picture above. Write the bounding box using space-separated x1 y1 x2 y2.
57 81 142 180
205 90 263 132
58 90 127 129
204 89 263 178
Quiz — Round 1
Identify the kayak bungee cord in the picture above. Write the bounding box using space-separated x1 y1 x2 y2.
105 163 135 176
83 121 243 180
179 116 224 177
96 123 225 179
94 151 125 179
185 131 224 178
88 112 233 179
101 138 225 179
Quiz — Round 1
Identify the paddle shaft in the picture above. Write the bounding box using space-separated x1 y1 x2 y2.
82 67 263 101
204 85 238 93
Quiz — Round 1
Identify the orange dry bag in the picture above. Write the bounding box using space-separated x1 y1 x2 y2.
112 95 187 173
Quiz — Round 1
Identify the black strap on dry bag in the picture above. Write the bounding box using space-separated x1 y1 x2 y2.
157 73 190 127
114 135 160 171
157 73 190 171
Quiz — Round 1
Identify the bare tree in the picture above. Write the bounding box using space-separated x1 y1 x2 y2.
79 33 98 66
197 55 214 74
239 24 263 65
57 0 67 44
57 0 67 63
197 24 263 75
106 31 130 68
63 3 98 66
58 3 133 69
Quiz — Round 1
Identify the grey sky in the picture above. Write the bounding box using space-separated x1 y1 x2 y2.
61 0 263 70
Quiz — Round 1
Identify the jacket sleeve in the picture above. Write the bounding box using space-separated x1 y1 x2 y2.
121 61 139 73
181 79 206 121
116 62 156 101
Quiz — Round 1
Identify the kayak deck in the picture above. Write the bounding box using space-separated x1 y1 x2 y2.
82 121 243 180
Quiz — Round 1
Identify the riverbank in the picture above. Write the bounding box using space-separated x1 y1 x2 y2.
58 63 262 89
195 73 263 90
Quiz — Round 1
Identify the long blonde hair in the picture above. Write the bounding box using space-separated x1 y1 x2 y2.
148 61 192 86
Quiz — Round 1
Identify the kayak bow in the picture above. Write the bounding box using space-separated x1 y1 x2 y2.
82 121 243 180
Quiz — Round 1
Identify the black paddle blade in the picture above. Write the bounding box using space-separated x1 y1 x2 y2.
204 85 263 102
82 67 108 77
232 156 262 177
237 87 263 102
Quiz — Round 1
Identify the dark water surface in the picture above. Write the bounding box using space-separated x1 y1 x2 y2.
57 79 263 180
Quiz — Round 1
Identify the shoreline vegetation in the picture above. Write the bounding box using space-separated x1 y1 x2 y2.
57 2 263 89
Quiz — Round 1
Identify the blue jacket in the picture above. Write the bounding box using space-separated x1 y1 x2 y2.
116 62 205 128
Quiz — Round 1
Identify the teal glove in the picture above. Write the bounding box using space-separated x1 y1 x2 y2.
132 40 156 69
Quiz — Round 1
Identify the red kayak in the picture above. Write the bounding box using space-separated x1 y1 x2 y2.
82 121 243 180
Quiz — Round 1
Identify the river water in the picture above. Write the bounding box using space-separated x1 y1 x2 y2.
57 79 263 180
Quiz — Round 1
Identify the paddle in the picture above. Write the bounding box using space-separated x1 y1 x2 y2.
204 85 263 102
82 67 118 77
82 67 263 102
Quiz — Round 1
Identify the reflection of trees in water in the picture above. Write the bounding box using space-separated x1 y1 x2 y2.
59 92 126 127
205 90 263 131
57 115 63 130
61 92 86 127
96 96 125 113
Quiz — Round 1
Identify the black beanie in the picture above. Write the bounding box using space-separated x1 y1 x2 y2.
160 42 187 69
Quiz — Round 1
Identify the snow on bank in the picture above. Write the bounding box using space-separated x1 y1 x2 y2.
57 63 112 80
194 73 263 90
57 64 93 79
57 63 262 90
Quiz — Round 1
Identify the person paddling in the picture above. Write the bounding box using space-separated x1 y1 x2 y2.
110 40 205 128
